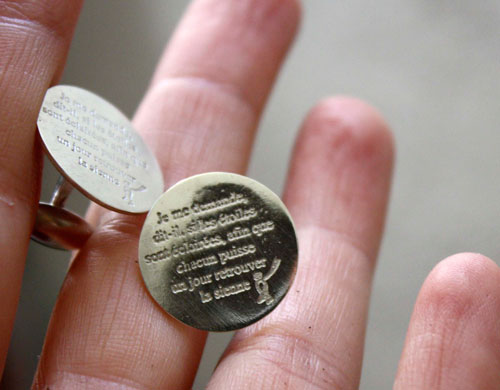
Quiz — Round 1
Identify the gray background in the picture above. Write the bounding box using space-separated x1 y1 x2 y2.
2 0 500 389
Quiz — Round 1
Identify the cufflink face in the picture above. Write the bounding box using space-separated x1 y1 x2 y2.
34 88 299 330
138 172 298 331
37 85 164 214
33 85 165 250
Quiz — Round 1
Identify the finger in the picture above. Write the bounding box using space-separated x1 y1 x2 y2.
394 253 500 390
94 0 301 219
208 97 394 389
34 0 300 388
86 0 300 228
0 0 82 372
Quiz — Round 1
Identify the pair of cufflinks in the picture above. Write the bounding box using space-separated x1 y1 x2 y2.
32 86 298 332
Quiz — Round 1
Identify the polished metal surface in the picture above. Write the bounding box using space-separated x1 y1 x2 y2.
37 85 164 214
32 203 93 250
31 176 93 250
138 172 298 331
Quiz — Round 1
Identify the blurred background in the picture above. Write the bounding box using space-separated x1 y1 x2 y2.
2 0 500 388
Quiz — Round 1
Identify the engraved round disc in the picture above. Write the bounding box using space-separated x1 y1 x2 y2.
138 172 298 331
37 85 164 213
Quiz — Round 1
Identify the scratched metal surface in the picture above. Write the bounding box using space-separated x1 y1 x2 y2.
139 173 298 331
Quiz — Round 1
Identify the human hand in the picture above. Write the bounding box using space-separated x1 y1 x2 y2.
2 0 500 389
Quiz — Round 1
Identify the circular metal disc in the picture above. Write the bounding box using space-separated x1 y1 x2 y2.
37 85 164 213
138 172 298 331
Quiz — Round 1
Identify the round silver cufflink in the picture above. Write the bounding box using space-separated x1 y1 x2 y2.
32 85 164 250
138 172 298 331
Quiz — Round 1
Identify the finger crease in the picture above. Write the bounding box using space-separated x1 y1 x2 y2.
151 74 258 122
0 1 72 40
298 224 373 268
39 370 157 390
229 329 351 389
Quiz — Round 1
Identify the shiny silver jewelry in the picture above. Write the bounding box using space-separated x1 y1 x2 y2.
32 87 298 331
138 172 298 331
32 85 164 250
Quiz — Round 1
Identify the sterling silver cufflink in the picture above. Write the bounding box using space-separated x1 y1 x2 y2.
32 85 164 250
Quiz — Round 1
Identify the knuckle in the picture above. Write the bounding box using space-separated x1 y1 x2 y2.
227 327 352 389
87 214 144 252
305 96 394 166
0 0 78 39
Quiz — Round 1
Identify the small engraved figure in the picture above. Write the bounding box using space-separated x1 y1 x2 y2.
199 290 213 303
253 258 281 305
122 180 146 206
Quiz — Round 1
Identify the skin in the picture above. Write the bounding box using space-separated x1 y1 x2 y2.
1 0 500 388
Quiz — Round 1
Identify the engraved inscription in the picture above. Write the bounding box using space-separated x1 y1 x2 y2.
142 189 284 306
41 89 147 202
38 86 163 212
138 173 298 331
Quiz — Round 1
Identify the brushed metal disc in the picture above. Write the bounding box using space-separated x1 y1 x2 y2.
138 172 298 331
37 85 164 213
